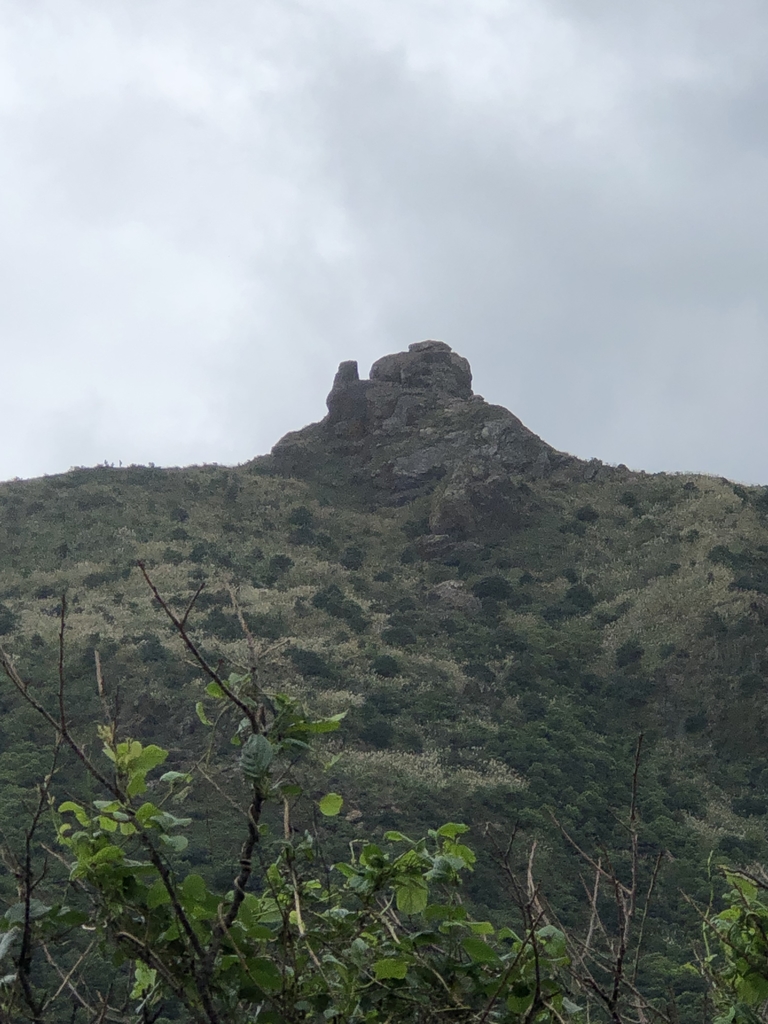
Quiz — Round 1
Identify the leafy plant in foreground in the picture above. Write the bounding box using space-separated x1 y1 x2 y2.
0 573 575 1024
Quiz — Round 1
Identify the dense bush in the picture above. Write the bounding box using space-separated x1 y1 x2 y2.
311 584 368 633
339 544 365 570
471 575 513 601
381 624 417 647
288 646 334 678
371 653 400 677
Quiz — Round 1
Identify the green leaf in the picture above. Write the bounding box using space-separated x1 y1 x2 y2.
319 793 343 817
126 773 147 797
160 834 189 853
443 841 476 868
0 929 18 962
159 771 191 784
153 811 192 830
5 900 51 925
131 745 168 773
131 961 157 999
507 987 534 1013
304 712 347 733
279 783 302 798
51 907 89 927
136 802 161 825
247 957 283 992
206 681 226 698
462 936 502 964
146 880 171 909
91 846 123 866
359 844 385 868
195 701 212 726
384 831 412 843
426 855 460 882
181 873 208 904
240 734 274 779
373 958 409 980
469 921 495 935
59 801 90 826
436 822 470 839
396 883 428 915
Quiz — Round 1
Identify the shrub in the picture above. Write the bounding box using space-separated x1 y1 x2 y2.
471 575 513 601
287 505 315 528
360 716 394 748
249 612 285 640
311 584 368 633
371 654 400 677
616 638 644 668
0 603 18 636
288 526 315 545
204 608 243 640
575 504 600 522
339 545 365 571
562 583 596 614
288 647 333 678
464 662 495 684
382 624 417 647
268 553 294 575
684 711 707 734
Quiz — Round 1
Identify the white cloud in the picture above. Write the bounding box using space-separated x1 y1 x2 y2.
0 0 767 481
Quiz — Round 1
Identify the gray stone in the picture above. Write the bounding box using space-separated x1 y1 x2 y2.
267 339 591 523
427 580 482 616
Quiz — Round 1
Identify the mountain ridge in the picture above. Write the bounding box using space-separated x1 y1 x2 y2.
1 339 768 1016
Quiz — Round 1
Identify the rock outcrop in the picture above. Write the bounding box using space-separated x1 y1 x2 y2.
265 340 609 537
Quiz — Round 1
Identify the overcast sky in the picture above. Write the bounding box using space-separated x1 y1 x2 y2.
2 0 768 484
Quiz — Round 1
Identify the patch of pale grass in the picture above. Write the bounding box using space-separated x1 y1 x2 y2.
339 749 525 793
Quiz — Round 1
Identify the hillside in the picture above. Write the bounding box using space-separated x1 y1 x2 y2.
3 339 768 1013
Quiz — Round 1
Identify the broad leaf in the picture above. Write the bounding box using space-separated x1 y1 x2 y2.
241 734 274 779
373 957 409 980
319 793 343 817
462 936 501 965
396 882 428 915
247 957 283 992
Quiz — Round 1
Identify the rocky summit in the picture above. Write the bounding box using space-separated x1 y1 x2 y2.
266 340 611 540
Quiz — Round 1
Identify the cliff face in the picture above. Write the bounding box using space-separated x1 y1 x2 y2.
266 340 609 538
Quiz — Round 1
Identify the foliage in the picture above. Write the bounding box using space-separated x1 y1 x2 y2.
0 592 576 1024
3 438 768 1017
699 868 768 1024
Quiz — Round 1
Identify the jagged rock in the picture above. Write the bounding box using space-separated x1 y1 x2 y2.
266 339 594 531
369 340 472 399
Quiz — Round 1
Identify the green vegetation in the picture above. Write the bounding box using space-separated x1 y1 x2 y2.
3 374 768 1020
0 616 580 1023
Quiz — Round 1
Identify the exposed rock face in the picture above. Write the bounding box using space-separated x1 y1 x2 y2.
325 341 472 435
266 339 606 537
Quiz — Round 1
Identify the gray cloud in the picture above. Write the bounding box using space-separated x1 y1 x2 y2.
1 0 767 482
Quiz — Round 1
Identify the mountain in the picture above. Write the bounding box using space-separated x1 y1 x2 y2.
2 340 768 1012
